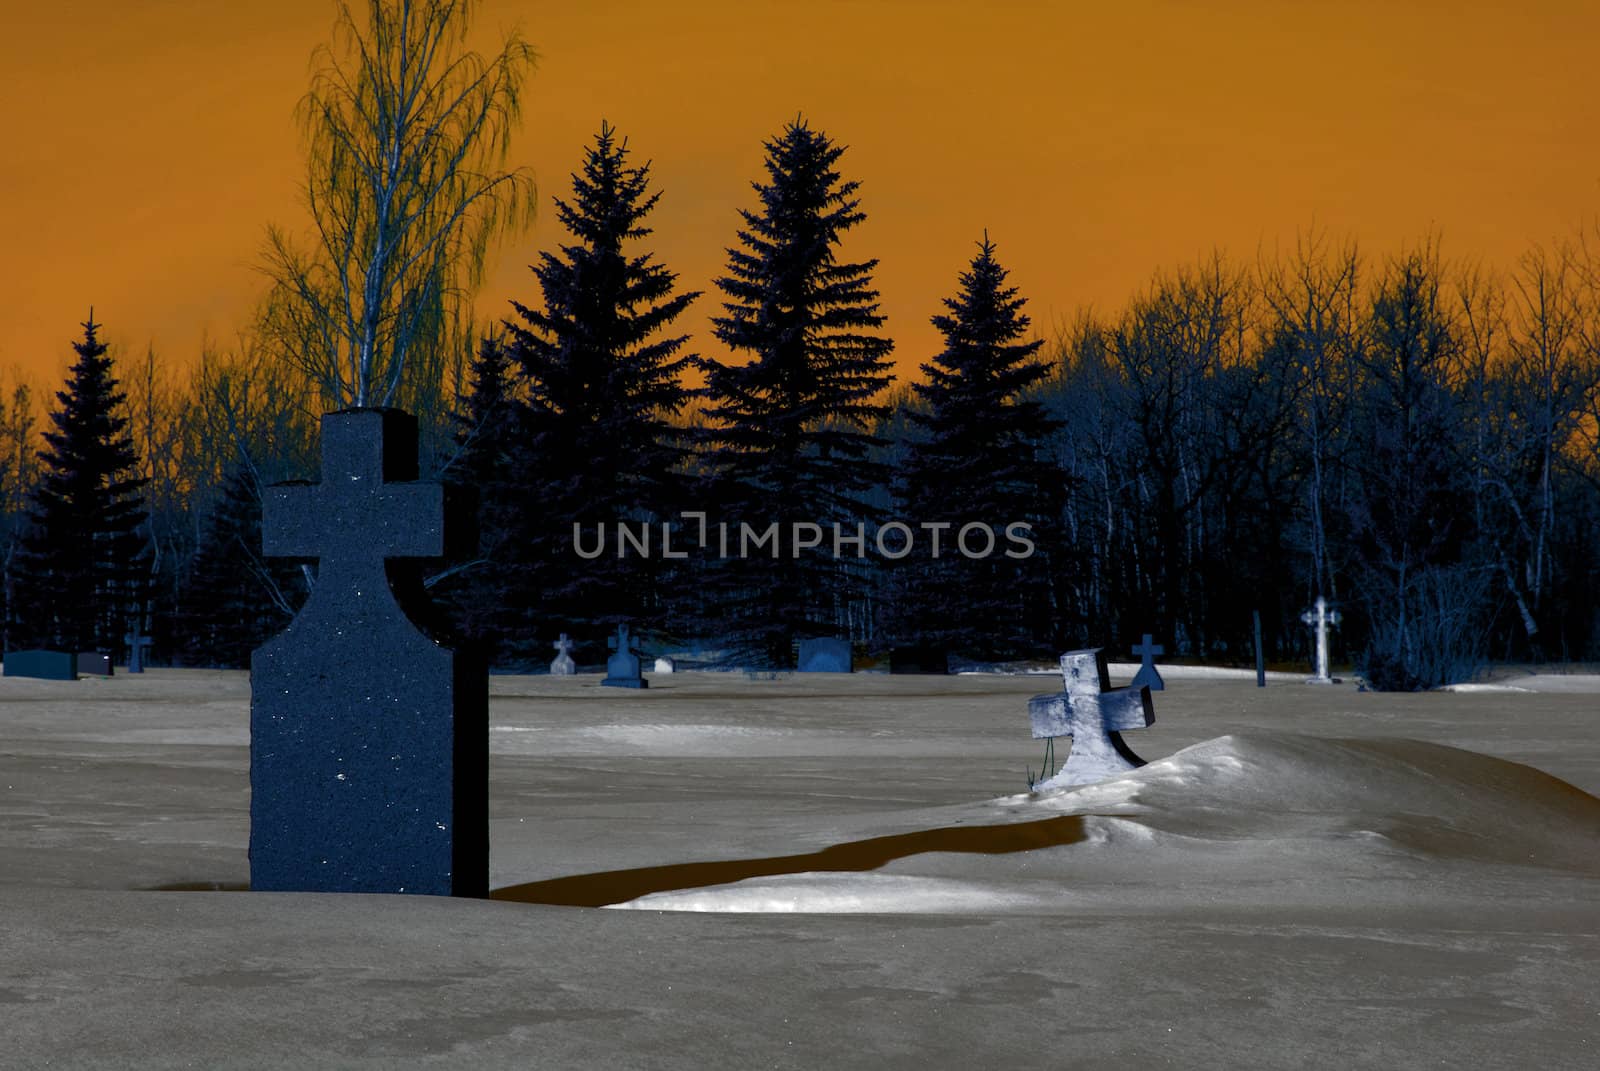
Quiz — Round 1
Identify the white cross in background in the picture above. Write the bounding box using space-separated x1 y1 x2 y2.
1301 596 1342 685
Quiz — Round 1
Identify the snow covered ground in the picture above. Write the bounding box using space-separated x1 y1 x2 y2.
2 667 1596 1068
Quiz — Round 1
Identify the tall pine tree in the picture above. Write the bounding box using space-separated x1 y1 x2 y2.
891 235 1062 658
12 315 148 656
499 122 698 657
699 118 894 667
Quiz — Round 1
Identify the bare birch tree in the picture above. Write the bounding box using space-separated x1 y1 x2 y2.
260 0 536 409
1259 231 1362 604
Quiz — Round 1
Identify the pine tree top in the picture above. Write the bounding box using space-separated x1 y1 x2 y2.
37 314 146 503
704 117 894 455
506 121 698 431
913 234 1052 431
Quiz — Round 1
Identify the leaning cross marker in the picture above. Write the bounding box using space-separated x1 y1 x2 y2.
251 408 487 897
1028 648 1155 788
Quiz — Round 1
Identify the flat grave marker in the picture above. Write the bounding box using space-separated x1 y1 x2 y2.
2 649 77 680
797 637 852 673
76 652 112 677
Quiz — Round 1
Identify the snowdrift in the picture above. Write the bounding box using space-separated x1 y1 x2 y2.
605 733 1600 913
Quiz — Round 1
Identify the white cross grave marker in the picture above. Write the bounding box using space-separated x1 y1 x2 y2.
1301 596 1342 685
550 633 576 676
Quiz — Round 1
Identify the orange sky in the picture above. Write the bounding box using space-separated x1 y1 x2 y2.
3 0 1598 392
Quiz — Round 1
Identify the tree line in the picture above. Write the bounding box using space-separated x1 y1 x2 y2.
4 1 1600 688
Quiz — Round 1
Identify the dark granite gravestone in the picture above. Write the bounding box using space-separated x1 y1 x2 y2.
251 408 487 897
1028 648 1156 787
602 624 647 689
797 637 852 673
124 625 153 674
2 649 77 680
76 652 113 677
1130 633 1165 691
889 645 949 675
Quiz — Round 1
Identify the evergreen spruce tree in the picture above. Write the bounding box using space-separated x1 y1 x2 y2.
891 235 1061 658
500 122 698 656
699 118 894 667
437 334 522 663
12 315 148 655
174 465 306 667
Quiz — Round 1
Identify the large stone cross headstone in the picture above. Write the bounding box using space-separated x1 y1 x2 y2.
251 408 487 897
1301 596 1341 685
602 624 647 689
1027 648 1155 787
1130 633 1165 691
550 633 576 676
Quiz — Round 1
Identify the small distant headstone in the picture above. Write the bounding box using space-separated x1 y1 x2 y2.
76 652 113 677
797 637 852 673
550 633 576 676
251 408 487 897
1028 648 1155 787
124 625 153 674
1130 633 1165 691
1301 596 1342 685
652 656 676 674
889 645 948 675
603 624 647 689
2 649 77 681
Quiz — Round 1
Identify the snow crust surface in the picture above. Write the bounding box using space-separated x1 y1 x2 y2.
1 667 1596 1068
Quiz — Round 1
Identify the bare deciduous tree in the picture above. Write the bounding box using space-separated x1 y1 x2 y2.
1259 230 1363 603
260 0 536 409
0 370 37 650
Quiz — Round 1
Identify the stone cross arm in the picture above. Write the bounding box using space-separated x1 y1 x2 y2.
1301 597 1342 628
1133 634 1164 659
1029 687 1153 740
262 410 444 563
